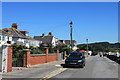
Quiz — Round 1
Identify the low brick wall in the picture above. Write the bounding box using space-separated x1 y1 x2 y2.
30 54 47 65
48 54 58 63
24 49 59 67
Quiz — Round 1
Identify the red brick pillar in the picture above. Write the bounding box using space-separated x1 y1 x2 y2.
45 48 48 63
24 50 31 67
7 46 13 72
56 50 59 61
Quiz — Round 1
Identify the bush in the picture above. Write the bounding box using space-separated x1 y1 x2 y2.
12 44 27 59
29 46 44 54
62 47 71 55
12 58 17 62
34 51 44 54
49 48 55 53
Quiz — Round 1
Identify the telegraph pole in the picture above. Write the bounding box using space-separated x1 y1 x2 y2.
70 21 73 52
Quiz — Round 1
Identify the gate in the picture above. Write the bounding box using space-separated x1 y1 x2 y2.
12 48 24 67
58 53 63 60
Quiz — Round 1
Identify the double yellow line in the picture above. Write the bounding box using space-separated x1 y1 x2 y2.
43 68 68 79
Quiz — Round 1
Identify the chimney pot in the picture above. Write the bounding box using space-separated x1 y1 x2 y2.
48 32 52 36
12 23 18 29
42 33 45 37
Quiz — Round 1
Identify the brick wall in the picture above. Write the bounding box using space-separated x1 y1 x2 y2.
30 56 46 65
48 55 57 62
24 49 58 67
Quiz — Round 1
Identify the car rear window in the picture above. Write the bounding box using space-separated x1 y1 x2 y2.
69 53 83 58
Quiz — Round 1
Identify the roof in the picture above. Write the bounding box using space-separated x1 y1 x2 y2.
0 29 13 37
64 40 76 45
56 40 64 45
3 27 33 40
3 27 26 38
34 36 53 44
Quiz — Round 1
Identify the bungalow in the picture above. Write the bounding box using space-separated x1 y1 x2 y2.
0 29 13 46
59 40 77 50
3 23 41 47
34 32 59 47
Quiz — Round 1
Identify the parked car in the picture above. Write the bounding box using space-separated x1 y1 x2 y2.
91 52 98 56
115 53 120 64
65 52 86 68
116 57 120 64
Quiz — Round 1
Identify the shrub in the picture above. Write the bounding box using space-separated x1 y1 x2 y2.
62 47 71 55
34 51 44 54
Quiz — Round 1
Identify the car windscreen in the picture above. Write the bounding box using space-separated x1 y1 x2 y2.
68 53 82 58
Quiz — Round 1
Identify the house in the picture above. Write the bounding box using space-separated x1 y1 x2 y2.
3 23 41 47
59 40 77 50
60 40 78 50
0 29 13 46
34 32 59 47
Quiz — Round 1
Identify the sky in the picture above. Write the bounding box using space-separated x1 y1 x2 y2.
1 0 120 2
2 2 118 44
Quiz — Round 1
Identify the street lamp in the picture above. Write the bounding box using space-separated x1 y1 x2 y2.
70 21 73 52
86 39 88 56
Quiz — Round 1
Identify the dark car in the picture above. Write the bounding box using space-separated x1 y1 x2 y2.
65 52 86 68
91 52 98 56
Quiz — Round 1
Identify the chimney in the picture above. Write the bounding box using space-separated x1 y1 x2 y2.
48 32 52 36
12 23 18 29
42 33 45 38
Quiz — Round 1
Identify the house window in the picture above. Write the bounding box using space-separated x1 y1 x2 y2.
2 36 5 41
0 36 1 41
8 36 9 41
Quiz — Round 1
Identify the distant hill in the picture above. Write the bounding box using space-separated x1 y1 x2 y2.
77 42 120 52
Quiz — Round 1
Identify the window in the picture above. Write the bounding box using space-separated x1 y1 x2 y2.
8 36 9 41
2 36 5 41
0 36 1 41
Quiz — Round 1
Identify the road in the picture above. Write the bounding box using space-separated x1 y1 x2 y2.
1 55 119 80
51 55 118 79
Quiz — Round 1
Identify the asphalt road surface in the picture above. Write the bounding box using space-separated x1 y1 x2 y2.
52 55 118 79
1 55 119 80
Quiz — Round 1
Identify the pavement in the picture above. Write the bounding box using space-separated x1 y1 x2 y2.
2 60 66 79
29 60 65 68
0 72 2 80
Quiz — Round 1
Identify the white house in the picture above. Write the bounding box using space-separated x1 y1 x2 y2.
59 40 77 47
3 23 42 47
0 29 13 46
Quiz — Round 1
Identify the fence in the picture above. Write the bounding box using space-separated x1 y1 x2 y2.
58 52 63 61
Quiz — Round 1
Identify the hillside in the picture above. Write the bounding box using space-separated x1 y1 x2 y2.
77 42 120 52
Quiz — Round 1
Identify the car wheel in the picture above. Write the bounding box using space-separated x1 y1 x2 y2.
116 59 118 63
81 64 84 68
84 63 85 66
